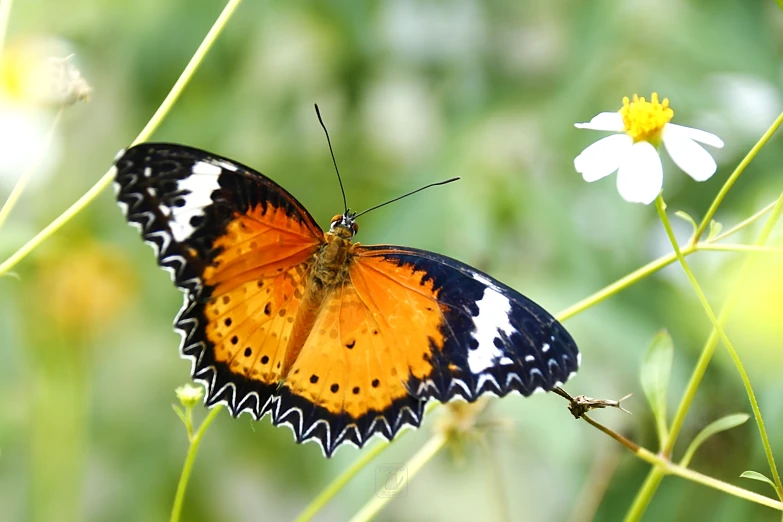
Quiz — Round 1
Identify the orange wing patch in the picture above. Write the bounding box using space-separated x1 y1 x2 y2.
201 203 320 380
203 204 321 290
205 260 310 383
273 254 446 454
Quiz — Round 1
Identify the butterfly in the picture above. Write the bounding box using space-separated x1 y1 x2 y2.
113 142 580 456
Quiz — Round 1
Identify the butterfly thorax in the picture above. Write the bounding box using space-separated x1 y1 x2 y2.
282 226 356 376
311 230 354 289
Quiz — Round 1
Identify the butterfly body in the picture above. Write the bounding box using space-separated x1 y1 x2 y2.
114 143 580 456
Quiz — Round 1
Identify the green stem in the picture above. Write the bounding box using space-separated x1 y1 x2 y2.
691 109 783 244
668 194 783 452
556 249 686 322
656 194 782 491
556 195 779 323
624 469 665 522
580 414 783 516
349 434 448 522
0 108 64 230
0 0 244 277
170 406 223 522
711 200 777 243
626 194 783 520
294 441 392 522
633 447 783 512
696 244 783 253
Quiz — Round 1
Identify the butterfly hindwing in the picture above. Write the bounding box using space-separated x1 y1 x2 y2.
273 269 435 455
114 143 323 418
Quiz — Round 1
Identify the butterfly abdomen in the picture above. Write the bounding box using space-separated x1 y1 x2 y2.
280 232 355 375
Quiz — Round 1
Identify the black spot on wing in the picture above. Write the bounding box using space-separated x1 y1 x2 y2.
356 245 580 402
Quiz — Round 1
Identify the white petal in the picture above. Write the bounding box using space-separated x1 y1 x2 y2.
616 141 663 204
574 134 632 182
663 132 718 182
574 112 624 132
664 123 724 148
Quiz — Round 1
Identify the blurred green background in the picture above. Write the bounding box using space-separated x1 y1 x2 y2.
1 0 783 521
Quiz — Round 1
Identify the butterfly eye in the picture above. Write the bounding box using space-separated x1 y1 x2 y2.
351 221 359 235
329 214 343 229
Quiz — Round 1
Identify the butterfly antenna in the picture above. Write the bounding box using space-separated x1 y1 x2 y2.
354 177 460 219
315 104 348 214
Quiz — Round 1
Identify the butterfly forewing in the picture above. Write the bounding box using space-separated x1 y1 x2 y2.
114 143 323 419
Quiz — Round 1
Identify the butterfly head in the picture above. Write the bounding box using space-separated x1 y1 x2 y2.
329 211 359 239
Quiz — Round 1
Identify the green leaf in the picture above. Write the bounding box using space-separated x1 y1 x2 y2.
680 413 749 467
640 330 673 446
740 470 778 491
707 219 723 241
674 211 697 234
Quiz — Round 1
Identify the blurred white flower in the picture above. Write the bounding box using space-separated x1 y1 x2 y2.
574 93 724 205
0 38 88 192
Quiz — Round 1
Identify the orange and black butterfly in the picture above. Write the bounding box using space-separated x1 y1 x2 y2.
113 143 580 456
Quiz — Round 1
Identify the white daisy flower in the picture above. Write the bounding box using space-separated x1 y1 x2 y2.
574 93 724 205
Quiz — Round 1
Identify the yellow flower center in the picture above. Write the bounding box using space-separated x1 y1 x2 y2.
619 93 673 145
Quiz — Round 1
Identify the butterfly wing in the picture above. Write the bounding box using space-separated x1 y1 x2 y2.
114 143 324 418
273 244 579 456
355 246 580 400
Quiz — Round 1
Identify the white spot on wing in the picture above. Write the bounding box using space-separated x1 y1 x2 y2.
542 342 550 353
165 166 221 241
467 287 517 373
193 160 222 176
211 158 238 172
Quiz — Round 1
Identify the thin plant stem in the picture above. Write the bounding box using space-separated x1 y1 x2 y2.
556 249 686 322
711 200 777 243
637 448 783 511
668 193 783 451
656 194 782 495
170 406 223 522
349 433 448 522
691 109 783 244
626 194 783 521
293 441 392 522
625 469 665 522
294 404 447 520
695 244 783 253
580 415 783 512
0 108 64 230
0 0 244 277
556 195 779 322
